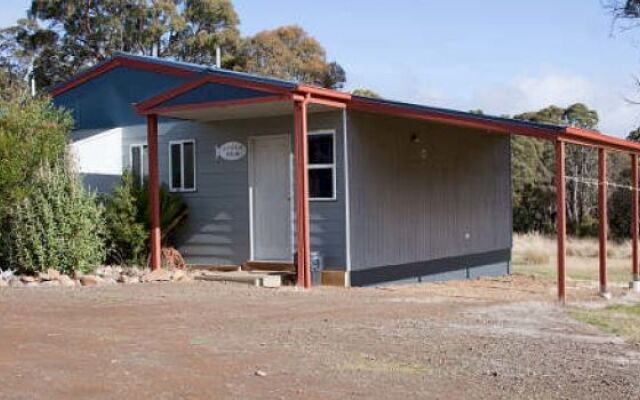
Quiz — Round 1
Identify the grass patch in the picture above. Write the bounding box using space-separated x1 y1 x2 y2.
569 304 640 345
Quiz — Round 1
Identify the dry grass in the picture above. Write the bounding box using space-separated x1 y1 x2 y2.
513 233 634 284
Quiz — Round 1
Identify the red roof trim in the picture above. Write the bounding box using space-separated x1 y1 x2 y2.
348 97 557 141
564 127 640 153
50 57 196 97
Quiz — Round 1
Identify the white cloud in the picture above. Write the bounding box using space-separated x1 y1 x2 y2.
440 72 640 137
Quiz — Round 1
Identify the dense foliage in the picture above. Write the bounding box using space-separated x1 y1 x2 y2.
0 0 345 89
104 173 188 267
104 173 148 266
0 93 71 217
5 156 105 275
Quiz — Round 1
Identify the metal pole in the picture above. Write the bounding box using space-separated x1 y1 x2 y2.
598 148 609 297
147 114 162 270
632 154 640 292
556 140 567 304
294 99 311 288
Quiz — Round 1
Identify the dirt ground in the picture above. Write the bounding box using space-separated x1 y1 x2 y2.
1 275 640 399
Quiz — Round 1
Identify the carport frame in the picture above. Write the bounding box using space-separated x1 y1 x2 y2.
129 60 640 300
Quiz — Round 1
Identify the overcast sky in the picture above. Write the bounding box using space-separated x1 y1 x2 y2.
3 0 640 137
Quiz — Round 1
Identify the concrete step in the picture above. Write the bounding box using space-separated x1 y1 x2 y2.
244 260 295 273
194 271 281 288
247 270 297 286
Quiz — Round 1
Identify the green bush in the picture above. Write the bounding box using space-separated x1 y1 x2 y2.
6 156 105 275
103 174 188 266
103 172 147 266
134 182 188 241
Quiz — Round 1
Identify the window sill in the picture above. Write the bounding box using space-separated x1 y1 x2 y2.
169 188 197 193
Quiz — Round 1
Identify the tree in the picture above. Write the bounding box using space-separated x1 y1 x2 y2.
2 0 241 89
236 25 346 88
352 88 381 98
2 2 347 90
165 0 241 67
627 127 640 141
513 103 601 236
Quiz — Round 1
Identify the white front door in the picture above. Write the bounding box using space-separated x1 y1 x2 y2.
249 135 292 260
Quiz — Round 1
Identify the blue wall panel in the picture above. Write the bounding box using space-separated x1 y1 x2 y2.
53 66 191 130
158 82 271 108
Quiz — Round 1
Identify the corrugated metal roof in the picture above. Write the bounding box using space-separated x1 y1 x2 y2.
114 52 298 89
52 52 568 134
351 95 567 133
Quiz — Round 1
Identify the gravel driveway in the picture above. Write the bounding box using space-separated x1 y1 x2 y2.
1 275 639 399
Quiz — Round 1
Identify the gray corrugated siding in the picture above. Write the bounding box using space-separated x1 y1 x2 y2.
347 111 512 271
122 112 346 268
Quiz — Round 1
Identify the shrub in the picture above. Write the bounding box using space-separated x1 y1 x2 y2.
103 174 188 267
103 172 147 266
134 182 188 242
6 156 105 275
0 94 71 263
0 94 70 217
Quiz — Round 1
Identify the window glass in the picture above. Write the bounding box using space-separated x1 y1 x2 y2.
131 146 142 184
170 143 182 190
308 134 333 164
183 142 195 190
142 145 149 180
309 168 333 199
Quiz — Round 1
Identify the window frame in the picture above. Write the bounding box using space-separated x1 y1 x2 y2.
168 139 197 193
129 143 147 185
307 129 337 201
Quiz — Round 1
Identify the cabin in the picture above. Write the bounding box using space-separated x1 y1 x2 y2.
52 53 640 296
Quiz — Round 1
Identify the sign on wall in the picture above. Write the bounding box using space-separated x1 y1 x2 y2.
215 141 246 161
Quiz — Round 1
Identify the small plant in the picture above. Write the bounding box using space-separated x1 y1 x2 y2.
6 156 105 275
134 182 188 243
103 174 188 267
103 172 148 266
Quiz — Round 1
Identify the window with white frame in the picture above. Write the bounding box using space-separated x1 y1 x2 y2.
169 139 196 192
308 130 336 200
130 144 148 185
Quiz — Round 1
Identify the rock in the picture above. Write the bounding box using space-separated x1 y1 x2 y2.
58 275 76 287
38 269 61 281
79 275 99 286
171 269 187 281
120 275 140 284
40 280 60 288
20 275 36 283
0 279 8 288
141 269 171 283
102 278 118 285
24 281 40 288
254 370 267 377
73 271 84 280
8 279 24 288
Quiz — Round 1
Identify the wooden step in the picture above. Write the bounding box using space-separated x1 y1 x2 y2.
194 271 281 288
244 260 295 273
188 264 241 273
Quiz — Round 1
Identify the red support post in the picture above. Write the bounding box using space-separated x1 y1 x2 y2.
632 153 639 290
556 140 567 304
293 99 311 288
598 148 609 297
147 114 162 271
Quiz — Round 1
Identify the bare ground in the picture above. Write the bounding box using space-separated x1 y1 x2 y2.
1 275 640 399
